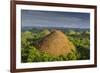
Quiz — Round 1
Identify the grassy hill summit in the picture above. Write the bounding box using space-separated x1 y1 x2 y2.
37 30 75 56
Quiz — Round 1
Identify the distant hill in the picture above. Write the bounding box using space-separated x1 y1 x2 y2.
22 26 90 33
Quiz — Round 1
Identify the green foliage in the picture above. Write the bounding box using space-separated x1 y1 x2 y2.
67 31 90 60
67 30 76 35
21 31 33 47
21 29 90 63
23 46 78 62
28 47 47 62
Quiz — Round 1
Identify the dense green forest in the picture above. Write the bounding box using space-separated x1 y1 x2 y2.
21 28 90 63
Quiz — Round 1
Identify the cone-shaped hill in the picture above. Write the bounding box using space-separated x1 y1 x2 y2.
40 29 51 37
37 30 75 56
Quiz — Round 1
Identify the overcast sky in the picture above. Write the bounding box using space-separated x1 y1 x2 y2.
21 9 90 28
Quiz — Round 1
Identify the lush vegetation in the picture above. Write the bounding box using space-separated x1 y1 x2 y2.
21 29 90 63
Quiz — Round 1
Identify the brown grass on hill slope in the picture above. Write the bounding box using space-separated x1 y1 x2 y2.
37 30 75 56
